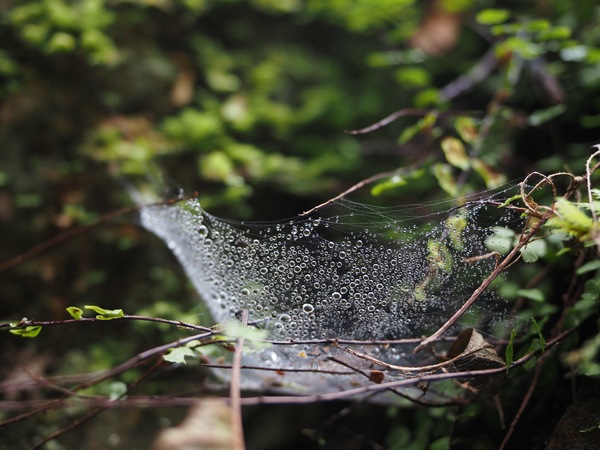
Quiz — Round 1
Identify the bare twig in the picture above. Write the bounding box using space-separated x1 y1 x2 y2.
413 215 549 353
230 310 248 450
301 170 398 216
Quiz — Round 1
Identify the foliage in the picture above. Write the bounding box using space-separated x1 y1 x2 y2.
1 0 600 449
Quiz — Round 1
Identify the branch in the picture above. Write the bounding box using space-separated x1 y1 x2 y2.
413 215 549 353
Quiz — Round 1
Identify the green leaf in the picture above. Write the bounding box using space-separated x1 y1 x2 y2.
520 238 547 263
222 321 270 351
476 9 510 25
108 381 127 401
446 215 467 251
431 162 457 197
505 328 517 371
528 104 566 126
454 116 479 144
393 66 430 88
66 306 83 320
547 197 594 241
537 26 572 41
531 318 546 353
9 325 42 338
485 226 515 254
164 347 197 364
84 305 125 320
517 288 545 302
576 260 600 275
440 136 470 170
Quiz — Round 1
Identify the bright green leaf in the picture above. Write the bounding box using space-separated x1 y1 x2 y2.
84 305 125 320
9 325 42 338
476 9 510 25
164 346 197 364
66 307 83 320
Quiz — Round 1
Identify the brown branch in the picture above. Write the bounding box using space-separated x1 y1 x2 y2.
0 315 212 333
300 170 398 216
498 356 546 450
413 215 549 353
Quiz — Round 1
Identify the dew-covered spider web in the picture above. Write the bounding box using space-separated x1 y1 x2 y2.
140 185 527 399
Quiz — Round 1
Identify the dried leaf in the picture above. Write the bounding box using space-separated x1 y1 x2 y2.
369 370 385 384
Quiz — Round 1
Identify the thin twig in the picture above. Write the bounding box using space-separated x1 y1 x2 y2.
413 215 550 353
498 353 546 450
230 310 248 450
301 170 397 216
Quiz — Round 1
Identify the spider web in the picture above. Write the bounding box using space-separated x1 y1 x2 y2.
140 186 525 397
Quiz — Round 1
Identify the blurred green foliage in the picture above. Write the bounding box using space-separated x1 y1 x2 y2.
2 0 600 448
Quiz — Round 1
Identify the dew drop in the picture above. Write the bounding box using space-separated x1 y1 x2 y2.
302 303 315 314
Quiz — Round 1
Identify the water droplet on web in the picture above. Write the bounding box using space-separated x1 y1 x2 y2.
302 303 315 314
141 186 524 350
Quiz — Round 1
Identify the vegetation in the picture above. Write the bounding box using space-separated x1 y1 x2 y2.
1 0 600 448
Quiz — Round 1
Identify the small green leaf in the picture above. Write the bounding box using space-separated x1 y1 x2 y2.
517 288 545 302
580 421 600 433
431 162 458 197
84 305 125 320
441 136 470 170
66 306 83 320
531 318 546 353
446 215 467 251
222 321 270 351
10 325 42 338
528 104 566 126
485 226 515 254
454 116 479 144
505 328 517 371
108 381 127 401
476 9 510 25
164 347 197 364
520 238 547 263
